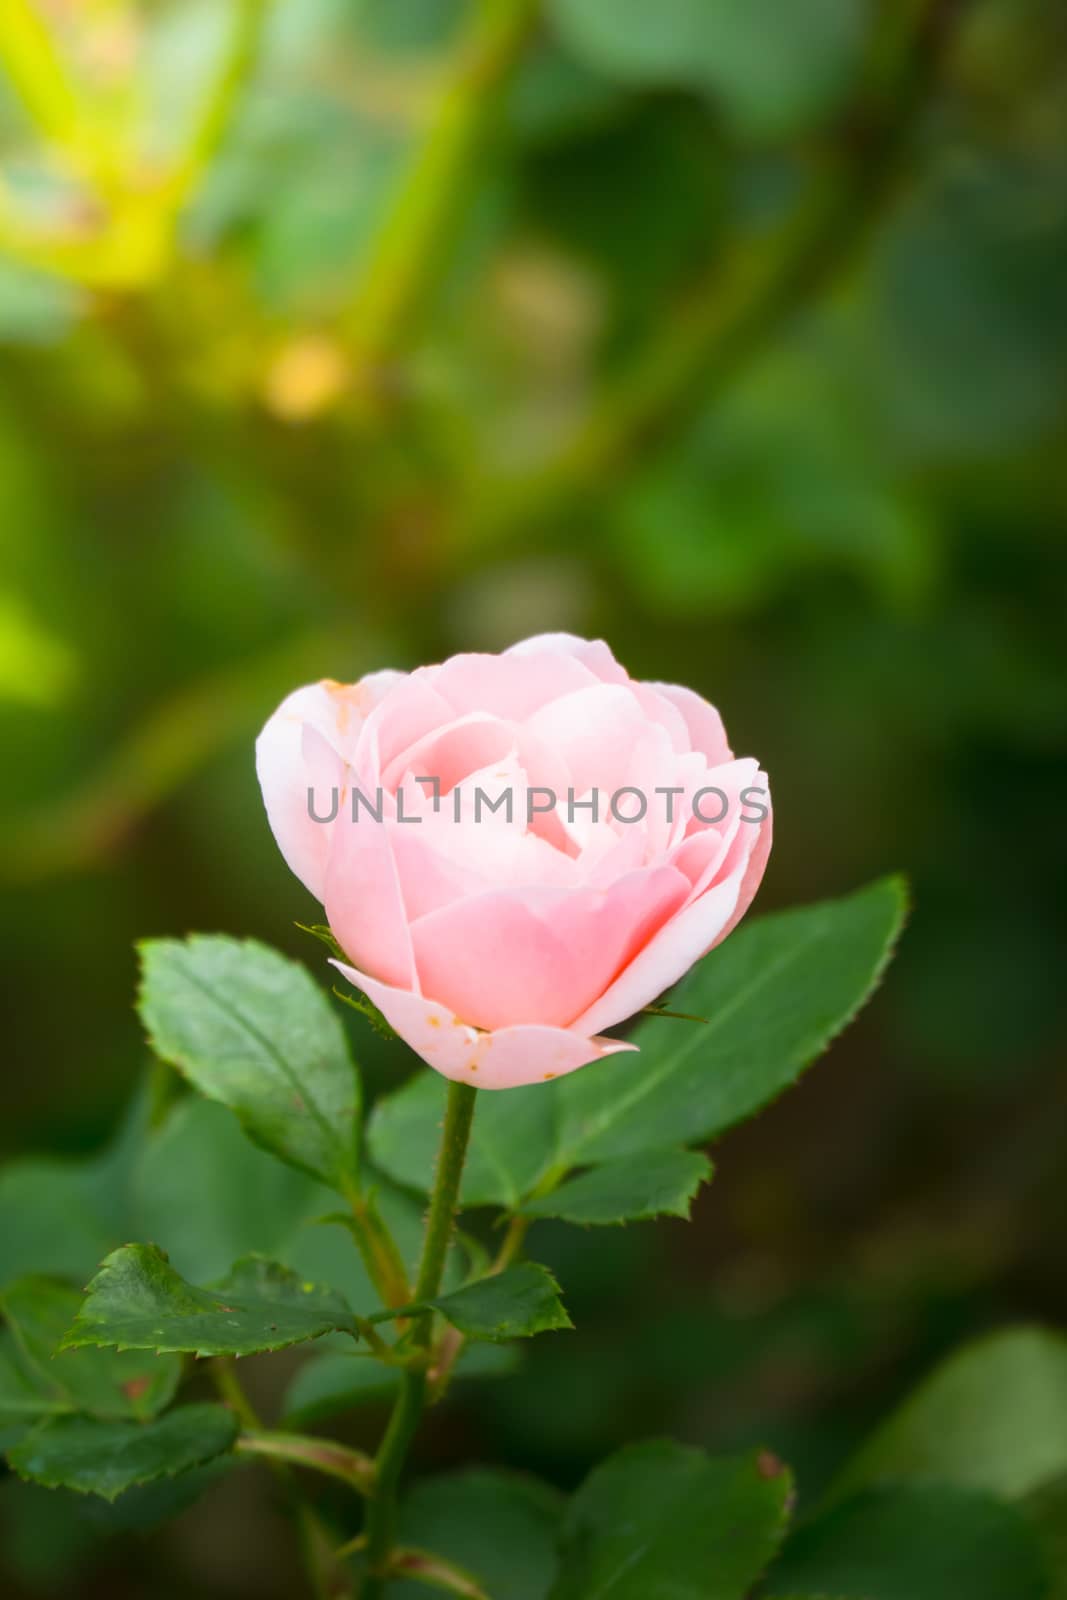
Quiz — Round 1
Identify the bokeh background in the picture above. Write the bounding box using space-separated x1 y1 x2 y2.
1 0 1065 1593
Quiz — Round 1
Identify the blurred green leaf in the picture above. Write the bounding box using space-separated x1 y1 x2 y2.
392 1468 563 1600
7 1405 238 1502
138 936 361 1192
131 1096 431 1317
63 1245 360 1359
421 1264 571 1343
0 1088 148 1285
618 348 939 617
0 1277 180 1423
871 161 1067 458
546 0 869 138
1024 1474 1067 1600
766 1486 1047 1600
521 1148 712 1225
0 590 76 706
132 1096 328 1283
283 1341 519 1427
829 1326 1067 1505
550 1441 792 1599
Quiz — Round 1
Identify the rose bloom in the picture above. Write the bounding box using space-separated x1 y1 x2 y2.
256 634 771 1089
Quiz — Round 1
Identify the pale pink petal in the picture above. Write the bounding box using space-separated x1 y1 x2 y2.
354 675 455 779
324 814 417 991
628 683 692 753
505 633 628 684
570 856 751 1036
427 651 599 719
256 684 350 901
409 869 689 1030
525 684 649 797
649 681 732 766
331 960 636 1089
717 792 773 944
381 712 514 794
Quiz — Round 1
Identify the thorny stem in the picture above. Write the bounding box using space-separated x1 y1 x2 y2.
360 1081 478 1597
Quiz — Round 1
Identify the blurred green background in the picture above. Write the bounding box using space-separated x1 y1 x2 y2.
1 0 1065 1593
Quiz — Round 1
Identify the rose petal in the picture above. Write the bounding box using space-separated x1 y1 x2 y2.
332 960 635 1088
570 855 751 1036
256 681 369 900
324 812 418 991
648 680 732 766
409 868 689 1030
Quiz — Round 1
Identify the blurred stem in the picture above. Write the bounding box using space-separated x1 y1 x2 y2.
213 1361 364 1598
0 629 339 883
461 0 966 551
168 0 272 208
360 1082 478 1598
344 0 537 383
0 0 116 192
210 1356 262 1430
236 1431 376 1496
345 1185 414 1311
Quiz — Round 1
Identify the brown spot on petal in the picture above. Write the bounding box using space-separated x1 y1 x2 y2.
543 1073 555 1080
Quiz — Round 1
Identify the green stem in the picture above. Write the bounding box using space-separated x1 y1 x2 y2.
344 0 537 377
210 1356 262 1431
361 1081 478 1596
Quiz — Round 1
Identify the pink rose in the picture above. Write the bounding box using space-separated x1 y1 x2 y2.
256 634 771 1089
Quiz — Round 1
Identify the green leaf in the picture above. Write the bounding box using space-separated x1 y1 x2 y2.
137 935 361 1191
0 1277 180 1423
131 1097 431 1316
283 1342 519 1427
62 1245 359 1359
132 1097 329 1283
369 881 906 1204
550 1441 792 1599
766 1486 1047 1600
7 1405 238 1502
0 1085 149 1285
554 877 906 1165
546 0 869 139
420 1264 571 1342
369 1073 558 1209
521 1148 712 1225
391 1469 564 1600
829 1326 1067 1505
1024 1473 1067 1600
